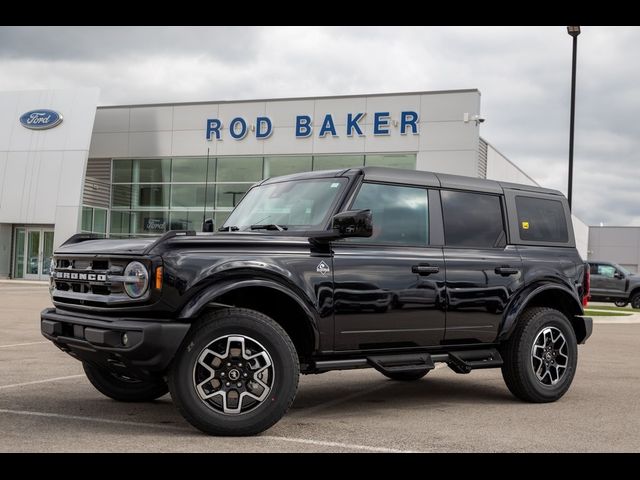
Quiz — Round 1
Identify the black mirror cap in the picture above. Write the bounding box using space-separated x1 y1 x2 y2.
202 218 214 233
332 209 373 238
615 271 625 279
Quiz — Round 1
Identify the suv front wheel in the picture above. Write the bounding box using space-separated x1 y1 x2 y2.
500 307 578 403
168 308 299 436
83 363 168 402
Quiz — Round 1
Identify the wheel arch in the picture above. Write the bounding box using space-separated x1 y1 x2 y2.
499 283 588 344
178 278 319 358
628 286 640 303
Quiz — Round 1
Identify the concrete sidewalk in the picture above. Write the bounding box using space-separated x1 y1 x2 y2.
0 279 48 286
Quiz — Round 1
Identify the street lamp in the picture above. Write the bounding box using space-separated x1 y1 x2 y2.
567 25 581 210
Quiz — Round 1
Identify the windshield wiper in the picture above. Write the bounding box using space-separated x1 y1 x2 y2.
218 226 239 232
250 224 288 231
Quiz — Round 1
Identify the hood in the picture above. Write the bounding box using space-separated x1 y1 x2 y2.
54 231 313 256
55 237 157 255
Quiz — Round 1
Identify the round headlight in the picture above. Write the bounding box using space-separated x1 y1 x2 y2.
123 261 149 298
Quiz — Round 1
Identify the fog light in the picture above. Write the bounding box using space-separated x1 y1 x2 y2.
122 333 129 346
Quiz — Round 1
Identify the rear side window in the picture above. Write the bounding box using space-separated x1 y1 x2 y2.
441 190 505 248
515 196 568 243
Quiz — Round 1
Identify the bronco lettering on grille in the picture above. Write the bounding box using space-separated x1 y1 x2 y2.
56 272 107 282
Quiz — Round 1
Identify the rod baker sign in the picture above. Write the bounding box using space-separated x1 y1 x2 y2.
205 111 419 141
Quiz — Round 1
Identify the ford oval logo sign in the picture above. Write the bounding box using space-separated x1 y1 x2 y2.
19 109 63 130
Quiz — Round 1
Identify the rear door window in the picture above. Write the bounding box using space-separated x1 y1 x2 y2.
441 190 505 248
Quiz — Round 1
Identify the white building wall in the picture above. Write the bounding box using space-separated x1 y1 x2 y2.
0 88 100 250
588 227 640 273
90 90 482 177
0 223 11 277
486 142 538 186
572 215 589 260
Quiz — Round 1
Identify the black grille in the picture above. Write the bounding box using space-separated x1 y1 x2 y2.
51 256 141 307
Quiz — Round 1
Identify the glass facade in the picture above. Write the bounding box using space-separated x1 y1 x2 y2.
81 206 108 236
108 154 416 237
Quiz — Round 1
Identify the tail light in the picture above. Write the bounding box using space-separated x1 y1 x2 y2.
582 264 590 307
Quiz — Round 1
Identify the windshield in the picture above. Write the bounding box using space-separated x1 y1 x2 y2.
223 178 347 231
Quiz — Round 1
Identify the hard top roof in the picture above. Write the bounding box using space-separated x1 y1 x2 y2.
260 166 563 196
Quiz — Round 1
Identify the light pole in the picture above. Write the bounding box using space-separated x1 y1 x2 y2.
567 25 581 210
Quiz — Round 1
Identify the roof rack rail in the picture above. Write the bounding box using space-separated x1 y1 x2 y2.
143 230 197 255
60 233 101 247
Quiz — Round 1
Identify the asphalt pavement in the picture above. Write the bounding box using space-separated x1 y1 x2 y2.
1 282 639 452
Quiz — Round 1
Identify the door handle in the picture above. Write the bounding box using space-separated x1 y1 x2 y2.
495 266 519 276
412 265 440 275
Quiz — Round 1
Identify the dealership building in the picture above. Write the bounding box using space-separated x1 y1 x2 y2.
0 87 590 280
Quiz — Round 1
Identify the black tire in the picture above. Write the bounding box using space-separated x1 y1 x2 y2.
82 362 168 402
500 307 578 403
631 293 640 309
168 308 299 436
380 369 430 381
614 300 629 308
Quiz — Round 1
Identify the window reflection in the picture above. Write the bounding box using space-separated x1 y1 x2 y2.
108 154 416 236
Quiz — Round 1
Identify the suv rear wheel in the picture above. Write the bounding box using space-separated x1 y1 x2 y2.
500 307 577 403
168 308 299 436
631 293 640 309
614 300 629 307
83 362 168 402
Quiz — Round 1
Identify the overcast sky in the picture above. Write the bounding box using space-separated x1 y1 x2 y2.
0 26 637 227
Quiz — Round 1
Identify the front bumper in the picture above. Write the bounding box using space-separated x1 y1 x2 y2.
41 307 190 375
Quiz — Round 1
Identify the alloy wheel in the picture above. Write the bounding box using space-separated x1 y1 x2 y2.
193 334 274 415
531 326 569 386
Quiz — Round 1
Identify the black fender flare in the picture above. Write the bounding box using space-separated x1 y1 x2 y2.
498 282 587 343
177 277 320 351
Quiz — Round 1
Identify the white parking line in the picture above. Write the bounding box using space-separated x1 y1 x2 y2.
0 374 85 390
0 341 49 349
0 408 418 452
0 408 190 431
261 435 419 453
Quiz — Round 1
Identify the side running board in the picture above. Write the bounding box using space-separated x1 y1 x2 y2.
367 353 435 376
311 348 503 374
447 349 503 374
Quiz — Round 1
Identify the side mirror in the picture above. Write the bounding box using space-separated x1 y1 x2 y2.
202 218 214 233
615 271 625 279
331 209 373 238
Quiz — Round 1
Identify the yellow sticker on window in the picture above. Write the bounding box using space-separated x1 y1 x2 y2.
522 221 530 230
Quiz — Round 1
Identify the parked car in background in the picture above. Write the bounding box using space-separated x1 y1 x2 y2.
589 261 640 308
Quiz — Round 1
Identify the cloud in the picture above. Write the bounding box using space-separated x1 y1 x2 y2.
0 26 638 226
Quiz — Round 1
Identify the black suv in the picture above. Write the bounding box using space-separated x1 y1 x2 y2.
588 261 640 308
41 167 592 436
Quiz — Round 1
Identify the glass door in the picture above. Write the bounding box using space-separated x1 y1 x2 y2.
13 227 55 280
14 228 25 278
24 230 41 280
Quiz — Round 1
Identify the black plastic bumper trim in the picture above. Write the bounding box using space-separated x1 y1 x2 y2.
40 307 190 373
580 316 593 344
